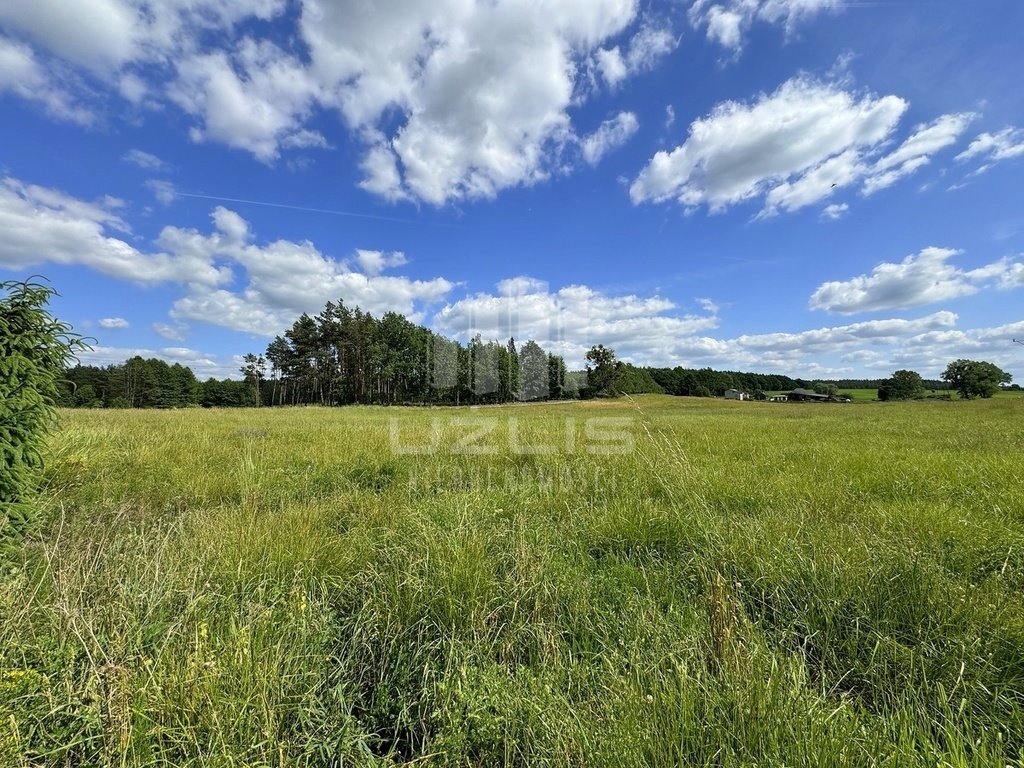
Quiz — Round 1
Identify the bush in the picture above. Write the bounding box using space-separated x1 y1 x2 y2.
0 280 84 557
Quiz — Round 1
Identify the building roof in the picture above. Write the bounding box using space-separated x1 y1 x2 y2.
790 388 829 398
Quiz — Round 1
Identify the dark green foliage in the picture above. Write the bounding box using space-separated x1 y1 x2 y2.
58 299 572 409
646 369 951 399
613 364 664 395
584 344 618 397
1 280 84 554
518 340 549 401
878 369 926 401
59 357 201 408
647 366 801 397
812 381 839 396
261 301 566 407
941 359 1012 399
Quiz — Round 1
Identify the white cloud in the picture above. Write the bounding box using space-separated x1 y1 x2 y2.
0 0 286 74
631 76 907 214
355 249 408 276
0 176 195 282
146 179 178 205
432 279 718 366
762 148 864 217
861 112 976 195
0 1 681 203
999 261 1024 289
158 208 454 335
0 177 453 334
809 247 1024 314
154 321 187 341
118 71 147 103
123 149 168 171
0 1 141 74
498 276 551 296
595 47 628 88
428 281 1022 378
297 0 642 202
955 127 1024 175
0 36 92 124
704 7 744 51
12 171 1017 379
736 311 959 353
581 112 640 166
594 21 677 88
99 317 130 329
822 202 848 220
169 42 323 163
689 0 841 53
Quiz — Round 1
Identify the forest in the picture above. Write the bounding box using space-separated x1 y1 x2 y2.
59 300 571 408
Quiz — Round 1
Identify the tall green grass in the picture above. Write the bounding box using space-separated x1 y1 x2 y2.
2 396 1022 765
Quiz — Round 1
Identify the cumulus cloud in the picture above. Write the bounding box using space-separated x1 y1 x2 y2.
809 247 1024 314
631 76 907 214
0 176 197 282
355 249 408 276
432 278 719 365
0 176 455 337
99 317 130 329
594 20 677 88
689 0 841 53
168 41 324 162
160 208 454 335
0 0 286 73
304 0 640 203
3 0 666 202
429 281 1022 378
822 203 848 220
736 311 959 353
631 75 974 217
0 35 92 123
737 314 1024 378
581 112 640 165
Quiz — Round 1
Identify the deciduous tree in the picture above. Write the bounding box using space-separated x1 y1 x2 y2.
941 359 1011 399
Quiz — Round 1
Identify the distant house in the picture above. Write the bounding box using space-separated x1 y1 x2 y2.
768 394 789 402
788 388 830 402
724 389 748 400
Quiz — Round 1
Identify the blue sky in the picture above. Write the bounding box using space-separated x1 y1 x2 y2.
2 0 1022 381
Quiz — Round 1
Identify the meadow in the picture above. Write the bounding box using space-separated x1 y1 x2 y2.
2 395 1023 766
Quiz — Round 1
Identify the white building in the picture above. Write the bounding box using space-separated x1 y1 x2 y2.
724 389 748 400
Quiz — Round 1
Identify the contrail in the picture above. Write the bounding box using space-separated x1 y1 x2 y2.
175 191 434 225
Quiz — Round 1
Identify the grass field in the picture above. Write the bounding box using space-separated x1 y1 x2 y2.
3 395 1024 766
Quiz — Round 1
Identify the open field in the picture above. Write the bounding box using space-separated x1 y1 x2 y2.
3 395 1024 766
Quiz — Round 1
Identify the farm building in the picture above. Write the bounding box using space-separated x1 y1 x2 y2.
724 389 748 400
788 388 830 402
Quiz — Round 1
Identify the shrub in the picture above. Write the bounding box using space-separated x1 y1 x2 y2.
1 280 84 557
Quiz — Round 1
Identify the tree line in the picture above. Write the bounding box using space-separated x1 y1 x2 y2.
59 301 575 408
54 299 1014 408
